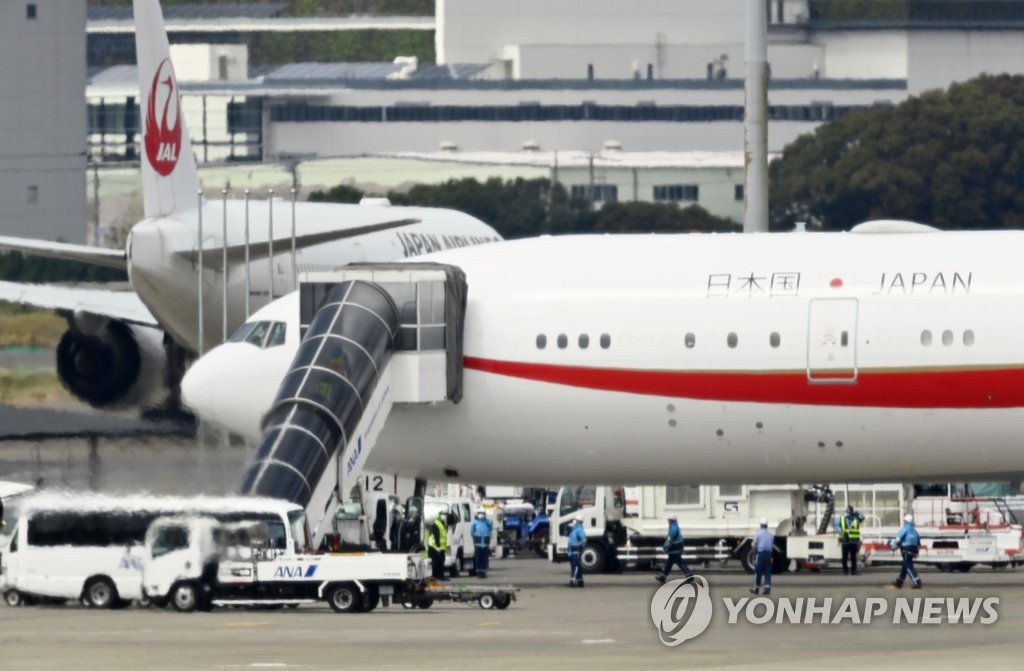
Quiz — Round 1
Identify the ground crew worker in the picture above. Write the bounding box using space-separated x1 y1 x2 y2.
656 514 693 583
836 505 864 575
750 518 774 596
567 516 586 588
425 510 449 581
471 508 492 579
892 514 922 589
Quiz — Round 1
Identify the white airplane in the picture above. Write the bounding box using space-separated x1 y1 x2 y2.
0 0 499 414
181 222 1024 485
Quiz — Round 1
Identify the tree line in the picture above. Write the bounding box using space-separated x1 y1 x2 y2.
769 74 1024 231
310 178 739 239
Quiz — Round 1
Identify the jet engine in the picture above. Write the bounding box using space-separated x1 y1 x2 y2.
56 316 167 410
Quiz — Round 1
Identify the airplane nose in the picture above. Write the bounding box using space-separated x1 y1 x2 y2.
181 347 227 421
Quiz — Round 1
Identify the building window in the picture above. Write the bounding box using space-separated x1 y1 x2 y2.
719 484 743 497
666 485 701 505
26 3 36 19
26 185 38 203
653 184 699 202
734 184 744 201
572 184 618 203
593 184 618 203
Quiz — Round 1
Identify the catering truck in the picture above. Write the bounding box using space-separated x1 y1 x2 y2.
548 485 809 573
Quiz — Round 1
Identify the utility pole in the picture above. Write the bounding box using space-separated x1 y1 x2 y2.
744 0 770 233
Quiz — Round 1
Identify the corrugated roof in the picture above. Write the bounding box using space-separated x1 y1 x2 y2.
261 62 404 81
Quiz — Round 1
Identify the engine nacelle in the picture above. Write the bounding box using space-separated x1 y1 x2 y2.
56 319 167 410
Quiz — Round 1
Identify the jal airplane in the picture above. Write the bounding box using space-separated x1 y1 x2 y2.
0 0 499 414
181 222 1024 485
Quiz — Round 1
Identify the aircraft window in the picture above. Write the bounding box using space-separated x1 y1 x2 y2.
840 331 848 347
228 322 258 343
920 330 932 347
684 332 695 349
941 330 953 347
265 322 287 348
600 334 611 349
578 334 589 349
536 334 547 349
245 321 271 346
557 334 568 349
769 332 780 348
963 330 975 346
727 332 738 348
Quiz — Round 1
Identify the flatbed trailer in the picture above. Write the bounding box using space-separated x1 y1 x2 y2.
401 579 518 610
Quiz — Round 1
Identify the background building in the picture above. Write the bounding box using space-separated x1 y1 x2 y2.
0 1 86 242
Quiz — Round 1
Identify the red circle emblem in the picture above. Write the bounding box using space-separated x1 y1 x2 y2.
144 58 182 177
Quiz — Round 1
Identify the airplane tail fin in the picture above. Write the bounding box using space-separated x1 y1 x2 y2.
132 0 201 219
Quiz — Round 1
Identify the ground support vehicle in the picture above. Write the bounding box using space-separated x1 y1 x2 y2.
1 492 307 609
401 578 518 611
549 485 807 574
144 516 425 613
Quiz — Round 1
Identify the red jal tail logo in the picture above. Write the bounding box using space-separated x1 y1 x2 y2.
144 58 182 176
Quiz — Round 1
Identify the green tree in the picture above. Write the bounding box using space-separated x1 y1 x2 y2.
769 74 1024 231
312 176 738 238
308 184 364 203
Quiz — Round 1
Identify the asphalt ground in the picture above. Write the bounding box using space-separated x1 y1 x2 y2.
2 557 1023 670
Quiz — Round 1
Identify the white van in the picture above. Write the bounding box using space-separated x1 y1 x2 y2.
1 492 307 608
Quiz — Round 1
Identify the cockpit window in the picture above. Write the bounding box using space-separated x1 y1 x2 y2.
266 322 287 348
228 322 257 343
244 321 271 346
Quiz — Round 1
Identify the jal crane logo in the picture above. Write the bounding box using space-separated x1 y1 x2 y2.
144 58 182 176
649 576 713 646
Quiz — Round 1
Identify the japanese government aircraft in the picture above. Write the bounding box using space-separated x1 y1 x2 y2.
0 0 499 414
181 222 1024 486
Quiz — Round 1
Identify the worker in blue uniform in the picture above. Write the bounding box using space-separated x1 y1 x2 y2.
750 518 774 596
656 514 693 583
892 514 922 589
470 508 493 579
567 516 587 588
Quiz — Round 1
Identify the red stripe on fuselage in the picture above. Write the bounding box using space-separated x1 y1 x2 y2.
462 357 1024 409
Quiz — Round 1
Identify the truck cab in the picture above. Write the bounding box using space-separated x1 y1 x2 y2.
398 495 476 577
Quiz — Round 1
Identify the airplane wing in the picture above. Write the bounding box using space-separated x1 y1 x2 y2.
0 236 127 270
182 217 421 268
0 281 158 327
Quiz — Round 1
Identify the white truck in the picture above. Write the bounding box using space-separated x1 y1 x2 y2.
789 487 1024 572
143 515 517 612
143 516 423 613
549 484 808 573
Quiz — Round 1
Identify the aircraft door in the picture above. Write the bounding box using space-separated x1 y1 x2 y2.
807 297 858 383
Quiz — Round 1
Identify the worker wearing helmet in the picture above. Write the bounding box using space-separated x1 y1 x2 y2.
471 508 493 579
425 510 449 581
750 518 774 596
892 514 922 589
656 514 693 583
567 517 587 588
836 505 864 575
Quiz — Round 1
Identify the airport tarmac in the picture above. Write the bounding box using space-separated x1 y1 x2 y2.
2 558 1023 670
